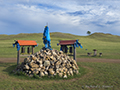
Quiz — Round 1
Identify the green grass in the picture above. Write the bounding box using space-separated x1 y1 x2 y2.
0 32 120 90
89 32 120 42
0 62 119 90
0 32 120 59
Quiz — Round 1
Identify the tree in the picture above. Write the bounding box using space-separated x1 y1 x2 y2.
87 31 91 35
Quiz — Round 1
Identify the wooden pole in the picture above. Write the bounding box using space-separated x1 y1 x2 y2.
94 51 97 56
73 46 76 61
93 49 97 56
32 46 34 54
17 50 20 65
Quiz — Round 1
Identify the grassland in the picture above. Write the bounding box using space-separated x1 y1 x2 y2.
0 32 120 90
0 62 119 90
0 32 120 59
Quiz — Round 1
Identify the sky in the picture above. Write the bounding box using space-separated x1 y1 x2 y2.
0 0 120 36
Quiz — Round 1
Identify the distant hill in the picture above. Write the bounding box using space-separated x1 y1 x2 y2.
0 32 120 42
88 32 120 42
0 32 79 40
50 32 80 39
0 33 42 40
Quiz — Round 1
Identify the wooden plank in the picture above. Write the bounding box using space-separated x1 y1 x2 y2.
73 47 76 61
20 55 30 56
32 46 34 54
17 50 20 65
67 54 74 56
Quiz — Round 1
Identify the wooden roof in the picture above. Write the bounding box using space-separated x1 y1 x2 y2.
17 40 37 46
58 40 77 45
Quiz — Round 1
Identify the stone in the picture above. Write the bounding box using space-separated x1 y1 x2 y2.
44 71 48 76
39 64 43 68
29 62 39 68
63 73 67 78
39 60 43 64
49 68 54 75
24 58 31 63
50 61 54 66
44 60 50 67
31 55 37 60
59 73 63 77
41 68 45 72
59 51 63 54
40 53 44 58
45 56 50 60
29 74 33 77
45 51 51 56
52 52 57 56
56 69 59 74
29 71 32 74
40 71 44 77
23 64 29 70
31 67 37 71
69 69 73 76
67 71 70 76
72 65 77 70
74 70 79 74
45 66 49 70
55 65 59 69
13 48 80 78
37 68 41 71
33 69 39 74
43 50 46 53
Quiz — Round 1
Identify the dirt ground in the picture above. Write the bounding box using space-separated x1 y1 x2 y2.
77 58 120 63
0 58 120 63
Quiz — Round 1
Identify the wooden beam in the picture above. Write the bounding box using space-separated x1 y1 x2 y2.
17 50 20 65
73 47 76 61
32 46 34 54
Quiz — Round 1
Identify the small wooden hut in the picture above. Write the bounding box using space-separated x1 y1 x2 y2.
57 40 83 61
13 40 37 65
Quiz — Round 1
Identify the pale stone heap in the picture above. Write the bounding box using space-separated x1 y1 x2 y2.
13 48 80 78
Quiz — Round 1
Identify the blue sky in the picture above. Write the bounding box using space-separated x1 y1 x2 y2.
0 0 120 36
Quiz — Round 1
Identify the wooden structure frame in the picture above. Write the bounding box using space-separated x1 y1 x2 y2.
58 40 82 61
13 40 37 65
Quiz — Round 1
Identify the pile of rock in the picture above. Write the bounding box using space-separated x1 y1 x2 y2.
13 48 80 78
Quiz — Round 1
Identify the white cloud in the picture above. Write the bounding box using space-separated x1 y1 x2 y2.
0 0 120 35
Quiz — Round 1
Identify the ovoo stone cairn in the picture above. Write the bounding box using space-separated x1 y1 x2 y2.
13 48 80 78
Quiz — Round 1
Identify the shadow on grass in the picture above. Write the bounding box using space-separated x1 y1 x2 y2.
2 63 87 81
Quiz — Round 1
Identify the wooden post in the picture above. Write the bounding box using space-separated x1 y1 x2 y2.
17 50 20 65
94 51 97 56
99 53 102 57
73 46 76 61
32 46 34 54
93 49 97 56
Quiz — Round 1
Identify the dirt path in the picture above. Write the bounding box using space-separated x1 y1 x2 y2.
0 58 24 63
0 58 120 63
76 58 120 63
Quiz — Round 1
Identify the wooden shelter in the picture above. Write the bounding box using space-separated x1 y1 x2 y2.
13 40 37 65
58 40 83 61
